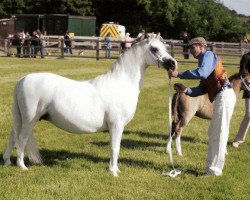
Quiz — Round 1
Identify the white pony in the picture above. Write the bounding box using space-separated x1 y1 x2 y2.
3 34 177 176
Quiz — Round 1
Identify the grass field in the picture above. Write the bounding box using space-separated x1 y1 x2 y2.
0 57 249 200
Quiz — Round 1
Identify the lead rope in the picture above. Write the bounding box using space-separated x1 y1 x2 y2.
162 78 181 178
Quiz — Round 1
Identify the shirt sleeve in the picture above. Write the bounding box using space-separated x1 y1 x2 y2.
186 83 207 97
178 51 217 79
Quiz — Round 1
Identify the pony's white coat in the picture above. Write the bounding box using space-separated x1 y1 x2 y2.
3 34 177 176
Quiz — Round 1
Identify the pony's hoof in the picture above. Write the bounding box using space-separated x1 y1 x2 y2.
4 159 11 166
232 141 243 148
17 161 28 170
109 168 120 177
110 170 119 177
20 166 28 171
177 153 183 156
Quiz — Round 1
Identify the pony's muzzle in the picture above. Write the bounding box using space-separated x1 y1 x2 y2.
162 58 177 71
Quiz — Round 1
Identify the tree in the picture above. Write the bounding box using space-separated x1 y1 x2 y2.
0 0 247 42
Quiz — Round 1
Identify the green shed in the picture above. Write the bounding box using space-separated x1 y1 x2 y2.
14 14 96 36
44 14 96 36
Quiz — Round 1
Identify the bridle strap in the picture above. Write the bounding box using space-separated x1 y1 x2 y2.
240 75 250 92
149 50 163 68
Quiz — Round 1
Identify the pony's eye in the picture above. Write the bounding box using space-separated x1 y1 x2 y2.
150 47 158 53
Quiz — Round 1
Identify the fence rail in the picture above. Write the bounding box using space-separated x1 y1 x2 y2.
0 36 249 67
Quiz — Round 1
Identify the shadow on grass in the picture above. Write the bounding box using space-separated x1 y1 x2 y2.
39 149 163 171
0 151 204 176
92 138 163 149
123 130 167 139
123 130 207 145
0 149 163 172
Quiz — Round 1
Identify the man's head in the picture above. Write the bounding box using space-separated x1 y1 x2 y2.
189 37 207 59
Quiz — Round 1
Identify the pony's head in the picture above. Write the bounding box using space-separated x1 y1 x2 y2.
145 33 178 71
229 72 250 92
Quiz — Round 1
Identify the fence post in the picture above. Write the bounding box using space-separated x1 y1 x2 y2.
96 40 100 60
4 39 8 56
240 42 245 56
211 42 216 53
60 38 64 58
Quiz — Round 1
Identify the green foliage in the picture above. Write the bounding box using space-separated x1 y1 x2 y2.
0 0 248 42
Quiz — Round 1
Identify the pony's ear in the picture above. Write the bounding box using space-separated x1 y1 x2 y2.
146 33 154 43
156 32 161 39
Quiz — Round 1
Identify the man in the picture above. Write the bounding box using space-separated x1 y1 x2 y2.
37 29 44 58
233 52 250 147
64 31 73 54
168 37 236 176
104 33 113 59
182 31 190 59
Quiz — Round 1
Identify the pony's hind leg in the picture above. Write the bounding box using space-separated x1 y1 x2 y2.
3 129 15 165
175 134 183 156
16 123 34 170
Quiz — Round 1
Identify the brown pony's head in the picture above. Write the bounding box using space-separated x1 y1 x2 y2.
229 72 250 93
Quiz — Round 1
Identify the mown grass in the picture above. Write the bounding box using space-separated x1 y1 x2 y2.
0 57 249 200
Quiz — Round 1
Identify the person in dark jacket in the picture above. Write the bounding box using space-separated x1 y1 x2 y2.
182 31 190 59
64 31 72 54
30 31 39 58
233 52 250 147
12 32 22 57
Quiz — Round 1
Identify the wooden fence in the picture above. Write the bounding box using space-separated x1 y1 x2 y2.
0 36 249 67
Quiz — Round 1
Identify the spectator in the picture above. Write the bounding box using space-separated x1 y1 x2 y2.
64 31 73 54
134 29 147 43
104 33 113 59
23 32 31 58
137 29 145 39
124 32 134 51
241 34 249 45
11 32 22 57
182 31 190 59
37 29 45 58
7 33 14 56
30 31 39 58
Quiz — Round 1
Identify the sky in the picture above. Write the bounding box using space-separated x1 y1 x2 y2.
222 0 250 16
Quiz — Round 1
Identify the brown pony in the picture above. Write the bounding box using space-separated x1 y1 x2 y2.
166 73 250 156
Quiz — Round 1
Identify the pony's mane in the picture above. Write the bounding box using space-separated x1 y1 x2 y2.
109 33 163 73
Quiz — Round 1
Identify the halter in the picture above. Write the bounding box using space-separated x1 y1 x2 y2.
240 75 250 92
149 49 165 68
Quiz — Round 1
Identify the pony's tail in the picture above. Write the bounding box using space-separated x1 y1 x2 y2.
25 134 42 164
13 79 42 165
12 82 22 135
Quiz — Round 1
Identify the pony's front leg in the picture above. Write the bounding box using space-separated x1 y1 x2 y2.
3 129 15 165
165 136 172 154
109 123 124 177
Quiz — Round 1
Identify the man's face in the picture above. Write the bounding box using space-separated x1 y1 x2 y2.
190 44 203 59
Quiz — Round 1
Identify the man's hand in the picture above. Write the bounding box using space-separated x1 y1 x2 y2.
168 70 179 78
174 83 187 93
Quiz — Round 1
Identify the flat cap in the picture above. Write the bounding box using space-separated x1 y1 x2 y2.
189 37 207 46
